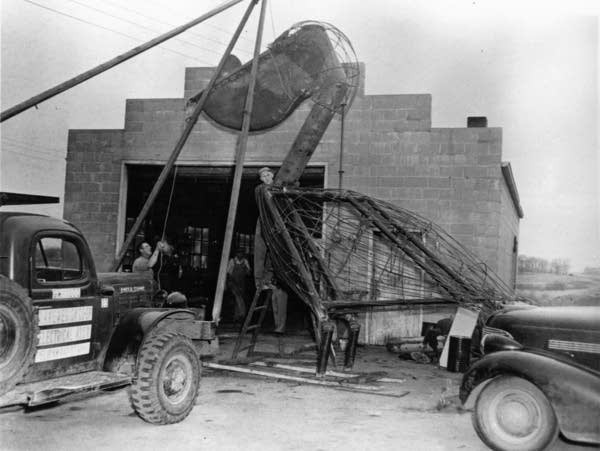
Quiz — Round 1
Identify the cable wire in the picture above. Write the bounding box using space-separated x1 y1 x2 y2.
64 0 226 57
97 0 253 56
23 0 216 64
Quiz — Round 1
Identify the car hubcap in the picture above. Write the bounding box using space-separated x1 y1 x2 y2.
161 355 192 404
492 391 541 442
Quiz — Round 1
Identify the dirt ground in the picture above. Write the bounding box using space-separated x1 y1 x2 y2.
0 334 590 451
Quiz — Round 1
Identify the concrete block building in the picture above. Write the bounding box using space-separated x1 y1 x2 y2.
63 65 522 340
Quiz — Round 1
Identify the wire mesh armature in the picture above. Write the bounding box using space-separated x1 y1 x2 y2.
257 186 518 321
187 21 360 132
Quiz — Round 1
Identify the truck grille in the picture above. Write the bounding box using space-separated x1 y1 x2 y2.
548 340 600 355
482 326 513 339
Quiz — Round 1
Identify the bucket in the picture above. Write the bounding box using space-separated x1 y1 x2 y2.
447 335 471 373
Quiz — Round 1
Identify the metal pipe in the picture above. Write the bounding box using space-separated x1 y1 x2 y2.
344 320 360 370
1 0 246 122
211 0 267 324
316 321 335 377
338 103 346 190
111 0 258 271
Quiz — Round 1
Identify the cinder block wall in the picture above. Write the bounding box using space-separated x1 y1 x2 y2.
64 130 124 272
65 65 517 286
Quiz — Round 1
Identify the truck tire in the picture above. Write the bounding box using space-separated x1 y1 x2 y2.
473 375 558 451
0 275 38 395
129 331 200 424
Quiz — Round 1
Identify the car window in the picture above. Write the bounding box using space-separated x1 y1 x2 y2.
34 237 88 283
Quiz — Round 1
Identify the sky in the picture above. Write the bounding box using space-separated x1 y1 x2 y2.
1 0 599 271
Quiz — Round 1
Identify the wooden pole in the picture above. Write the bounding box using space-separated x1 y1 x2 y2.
211 0 267 324
111 0 258 271
1 0 245 122
203 362 381 391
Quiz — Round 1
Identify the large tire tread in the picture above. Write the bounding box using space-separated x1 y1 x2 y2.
129 331 200 425
0 275 38 395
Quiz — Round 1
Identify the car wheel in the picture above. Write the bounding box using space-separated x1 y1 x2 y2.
0 275 38 395
130 331 200 424
473 375 558 451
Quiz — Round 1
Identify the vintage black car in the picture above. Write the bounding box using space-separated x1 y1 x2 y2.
460 305 600 451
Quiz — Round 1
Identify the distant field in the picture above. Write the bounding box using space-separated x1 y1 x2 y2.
516 272 600 306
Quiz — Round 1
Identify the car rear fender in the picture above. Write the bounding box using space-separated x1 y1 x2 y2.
460 350 600 444
102 308 201 375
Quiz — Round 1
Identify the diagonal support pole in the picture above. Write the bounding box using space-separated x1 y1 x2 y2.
211 0 268 324
111 0 258 271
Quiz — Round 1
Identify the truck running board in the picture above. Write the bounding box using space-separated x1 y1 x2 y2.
0 371 131 408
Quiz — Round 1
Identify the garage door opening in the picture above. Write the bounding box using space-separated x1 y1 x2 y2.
123 164 325 327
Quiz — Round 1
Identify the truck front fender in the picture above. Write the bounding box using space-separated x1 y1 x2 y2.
103 308 214 375
460 350 600 444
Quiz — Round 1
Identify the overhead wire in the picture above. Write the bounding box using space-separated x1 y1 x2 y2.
1 148 65 163
1 139 66 160
268 0 277 42
2 136 65 157
23 0 216 65
97 0 254 57
144 0 257 46
64 0 227 58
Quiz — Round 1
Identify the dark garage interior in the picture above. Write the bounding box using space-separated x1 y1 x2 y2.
123 164 325 324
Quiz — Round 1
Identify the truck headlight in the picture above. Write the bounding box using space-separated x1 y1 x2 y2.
481 333 523 354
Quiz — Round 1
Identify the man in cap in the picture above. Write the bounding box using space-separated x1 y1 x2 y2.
258 166 274 185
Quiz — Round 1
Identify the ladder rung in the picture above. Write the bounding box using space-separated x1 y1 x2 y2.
246 325 260 331
238 344 254 351
252 305 267 311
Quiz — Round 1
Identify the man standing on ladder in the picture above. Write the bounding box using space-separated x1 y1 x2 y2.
254 167 288 351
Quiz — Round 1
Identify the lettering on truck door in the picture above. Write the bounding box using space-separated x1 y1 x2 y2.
27 233 108 379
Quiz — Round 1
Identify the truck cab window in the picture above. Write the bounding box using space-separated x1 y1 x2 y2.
34 237 87 282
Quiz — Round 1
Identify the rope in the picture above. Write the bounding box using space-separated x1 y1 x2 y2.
155 165 179 290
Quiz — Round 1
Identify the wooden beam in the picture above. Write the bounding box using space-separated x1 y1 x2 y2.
0 192 59 206
211 0 267 324
203 362 381 390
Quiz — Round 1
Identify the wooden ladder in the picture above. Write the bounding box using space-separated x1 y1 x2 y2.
231 286 272 360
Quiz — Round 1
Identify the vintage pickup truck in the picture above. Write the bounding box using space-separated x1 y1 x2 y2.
0 208 215 424
460 305 600 450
